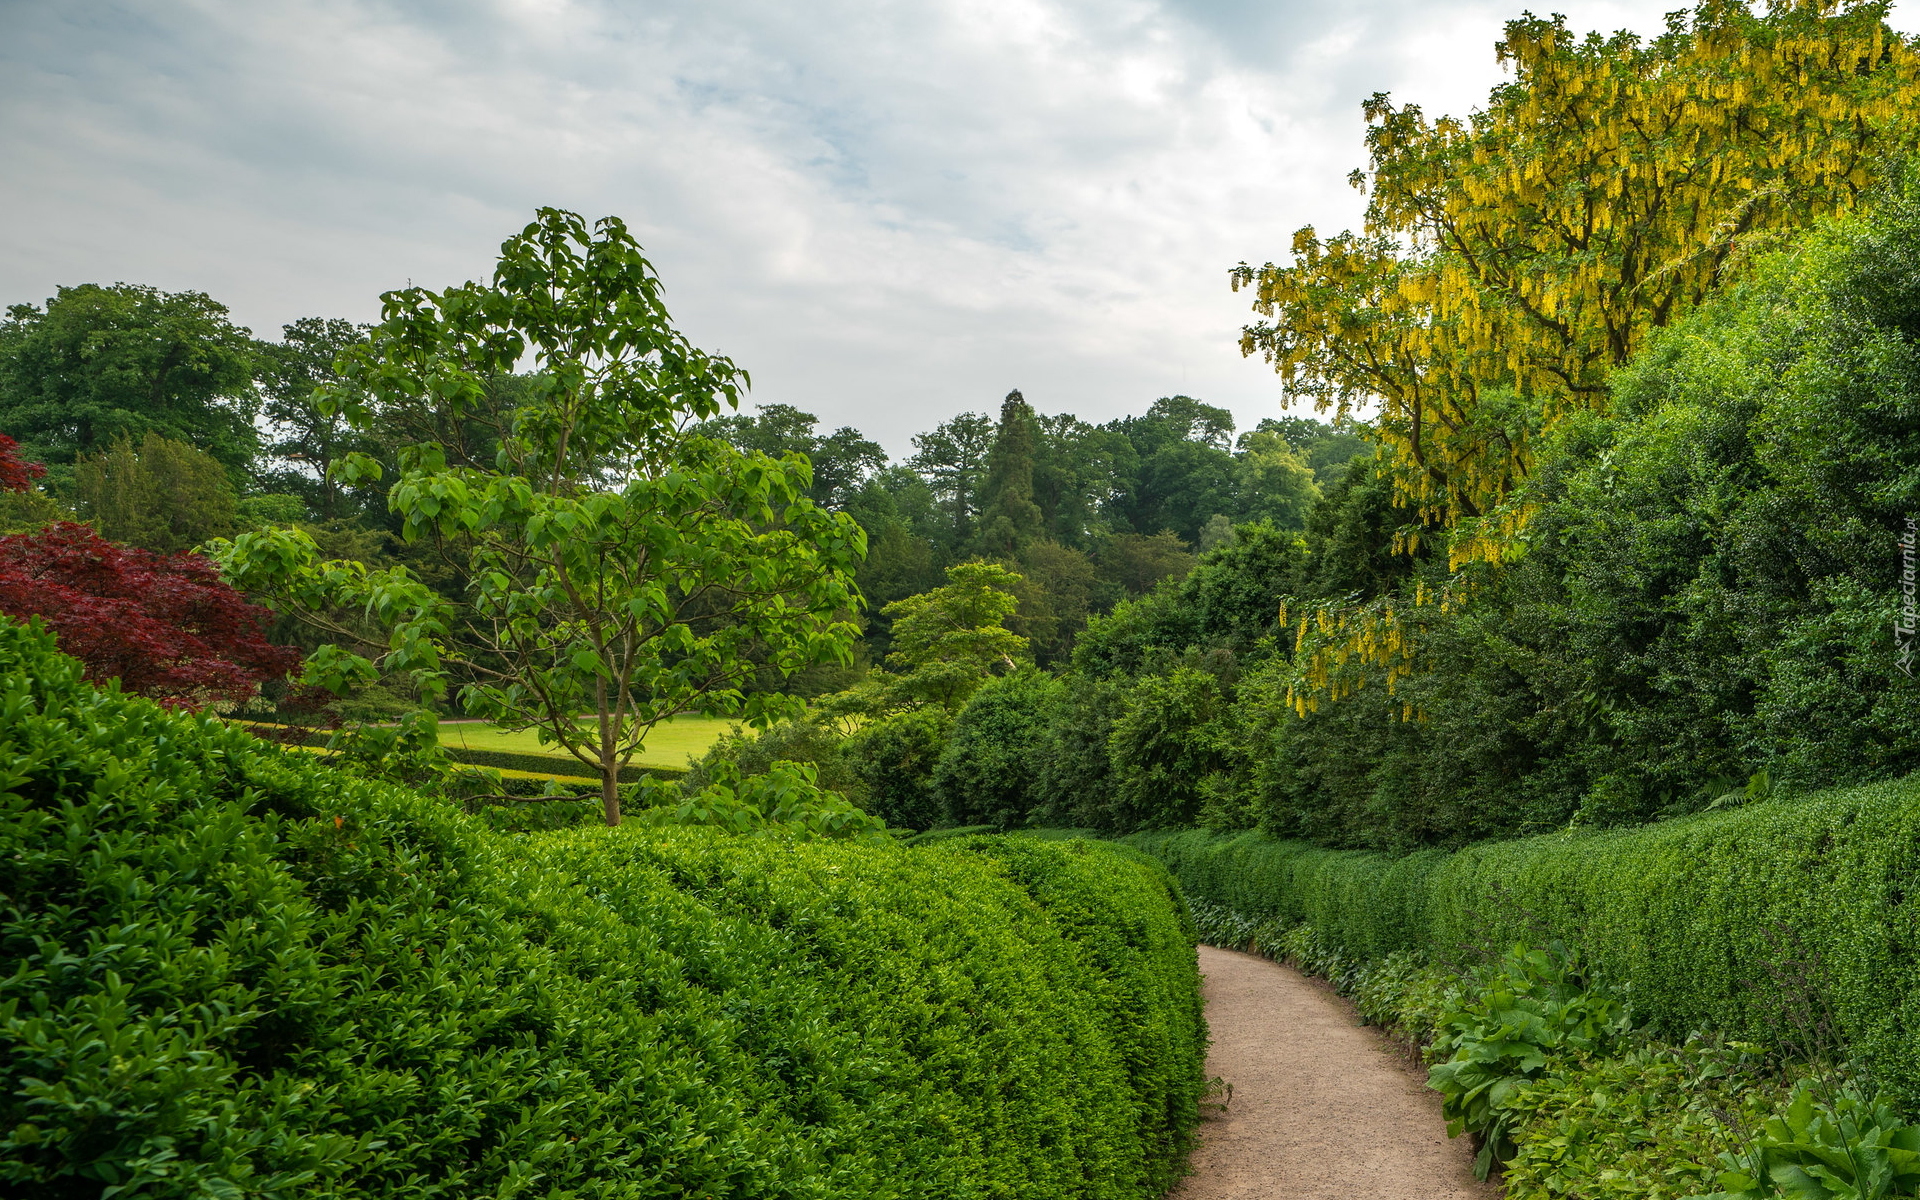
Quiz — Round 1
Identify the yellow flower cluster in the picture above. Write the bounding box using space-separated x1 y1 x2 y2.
1242 1 1920 714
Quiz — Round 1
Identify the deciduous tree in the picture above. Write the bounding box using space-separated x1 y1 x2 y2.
216 209 866 825
1235 0 1920 555
0 521 297 707
0 283 258 470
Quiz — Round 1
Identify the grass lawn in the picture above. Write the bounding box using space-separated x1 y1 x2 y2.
439 714 735 773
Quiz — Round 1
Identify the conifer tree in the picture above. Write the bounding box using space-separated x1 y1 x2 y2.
975 389 1044 555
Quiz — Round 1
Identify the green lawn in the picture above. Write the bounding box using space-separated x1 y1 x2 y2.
440 714 735 772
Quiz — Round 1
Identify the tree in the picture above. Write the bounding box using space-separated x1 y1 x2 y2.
1233 427 1320 530
74 432 238 553
909 411 996 551
1106 396 1240 543
1032 412 1124 546
697 403 887 509
0 432 63 535
254 317 379 521
832 560 1029 717
0 522 298 707
0 283 258 470
975 389 1045 554
1097 531 1195 599
216 209 866 826
1234 2 1920 552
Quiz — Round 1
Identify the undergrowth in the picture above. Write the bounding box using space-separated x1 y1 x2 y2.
1187 898 1920 1198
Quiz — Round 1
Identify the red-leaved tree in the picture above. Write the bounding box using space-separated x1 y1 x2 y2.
0 433 46 492
0 433 298 707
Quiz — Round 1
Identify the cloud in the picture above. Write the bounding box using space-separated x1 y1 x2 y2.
0 0 1690 454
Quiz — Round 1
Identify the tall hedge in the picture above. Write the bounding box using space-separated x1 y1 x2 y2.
0 620 1204 1198
1129 772 1920 1109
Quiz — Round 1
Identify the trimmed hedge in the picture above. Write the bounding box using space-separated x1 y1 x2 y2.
440 743 685 782
1128 773 1920 1110
1 620 1203 1198
231 720 688 781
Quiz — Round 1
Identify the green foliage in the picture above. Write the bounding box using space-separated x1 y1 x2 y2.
680 712 860 798
839 560 1029 716
252 317 382 523
0 283 259 470
1499 1041 1786 1200
841 707 951 830
1106 667 1234 830
0 619 1203 1198
1703 1084 1920 1200
1126 768 1920 1115
1426 944 1629 1178
73 431 238 553
976 390 1045 555
632 758 886 839
214 209 865 822
935 667 1065 829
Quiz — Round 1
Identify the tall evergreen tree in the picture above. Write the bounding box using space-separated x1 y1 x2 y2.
975 389 1044 555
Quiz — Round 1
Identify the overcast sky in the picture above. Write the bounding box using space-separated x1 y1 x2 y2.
3 0 1709 455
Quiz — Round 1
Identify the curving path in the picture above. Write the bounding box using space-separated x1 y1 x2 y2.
1169 945 1497 1200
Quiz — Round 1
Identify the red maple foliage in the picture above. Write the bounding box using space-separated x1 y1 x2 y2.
0 433 47 493
0 521 300 709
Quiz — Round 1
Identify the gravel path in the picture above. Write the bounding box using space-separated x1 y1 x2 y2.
1169 945 1497 1199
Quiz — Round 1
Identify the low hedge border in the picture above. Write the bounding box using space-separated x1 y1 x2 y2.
441 744 687 782
1127 773 1920 1112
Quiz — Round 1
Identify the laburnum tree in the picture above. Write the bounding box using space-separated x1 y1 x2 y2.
1236 0 1920 717
1235 0 1920 556
215 209 867 826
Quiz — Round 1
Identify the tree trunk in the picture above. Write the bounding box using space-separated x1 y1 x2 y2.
601 766 621 827
597 682 621 826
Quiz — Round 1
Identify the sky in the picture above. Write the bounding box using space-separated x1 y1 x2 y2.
1 0 1702 456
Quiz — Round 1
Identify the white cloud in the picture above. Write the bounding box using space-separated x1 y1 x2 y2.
0 0 1708 453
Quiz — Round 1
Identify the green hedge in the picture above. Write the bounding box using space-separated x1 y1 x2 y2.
1127 774 1920 1110
231 721 688 781
440 743 685 781
0 621 1203 1198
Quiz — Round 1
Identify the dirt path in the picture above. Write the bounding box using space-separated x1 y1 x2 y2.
1169 945 1497 1200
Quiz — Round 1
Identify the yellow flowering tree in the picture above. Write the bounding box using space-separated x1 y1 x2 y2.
1239 0 1920 713
1237 0 1920 555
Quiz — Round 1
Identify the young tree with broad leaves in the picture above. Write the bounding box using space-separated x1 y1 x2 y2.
215 209 867 826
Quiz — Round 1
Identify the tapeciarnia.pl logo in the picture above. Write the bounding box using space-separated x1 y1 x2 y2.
1901 516 1918 677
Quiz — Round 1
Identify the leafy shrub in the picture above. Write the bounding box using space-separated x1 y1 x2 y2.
1127 773 1920 1113
678 712 861 798
1498 1039 1788 1199
935 667 1064 828
633 758 887 839
0 619 1203 1198
1704 1084 1920 1200
1425 944 1628 1178
841 707 950 830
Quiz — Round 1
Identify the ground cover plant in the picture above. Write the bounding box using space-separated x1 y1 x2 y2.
0 620 1205 1198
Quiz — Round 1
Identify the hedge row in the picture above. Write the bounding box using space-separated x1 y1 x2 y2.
233 720 688 782
1127 773 1920 1110
1 621 1204 1198
440 743 685 781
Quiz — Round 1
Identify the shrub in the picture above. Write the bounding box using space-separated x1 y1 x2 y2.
934 667 1064 829
841 707 950 830
678 712 861 799
1128 772 1920 1112
0 619 1203 1198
